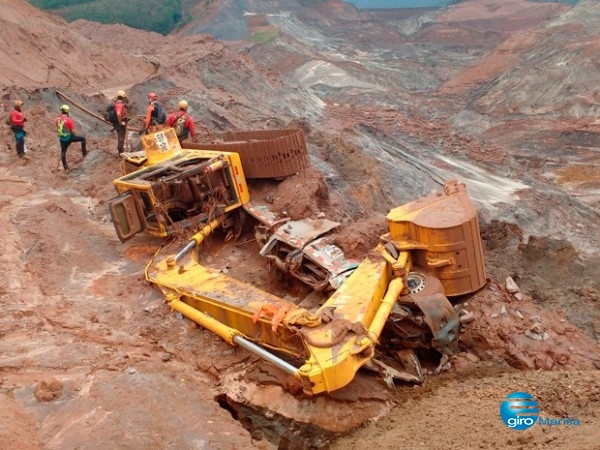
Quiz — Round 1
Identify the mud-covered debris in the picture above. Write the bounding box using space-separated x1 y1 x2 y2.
34 377 63 402
434 354 451 375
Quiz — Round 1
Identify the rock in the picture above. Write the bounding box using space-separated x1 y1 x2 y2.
34 377 63 402
530 323 543 335
465 352 479 362
458 309 475 323
525 330 543 341
514 310 524 319
160 352 172 362
514 292 523 301
500 305 508 316
534 355 555 370
506 276 520 294
542 332 550 341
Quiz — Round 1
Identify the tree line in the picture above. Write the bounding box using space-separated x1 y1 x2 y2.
29 0 185 35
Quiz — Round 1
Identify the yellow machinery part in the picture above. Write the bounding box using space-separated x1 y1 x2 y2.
386 180 486 296
143 179 483 395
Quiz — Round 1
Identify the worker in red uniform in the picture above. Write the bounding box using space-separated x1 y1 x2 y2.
55 104 87 172
7 99 27 158
114 90 129 155
141 92 166 134
166 100 196 145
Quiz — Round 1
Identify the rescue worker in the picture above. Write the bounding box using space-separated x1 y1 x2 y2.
7 99 27 158
166 100 196 145
55 104 87 172
140 92 165 134
114 90 129 155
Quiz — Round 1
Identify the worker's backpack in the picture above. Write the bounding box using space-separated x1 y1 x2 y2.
152 103 166 125
174 114 187 137
105 103 118 124
56 118 70 140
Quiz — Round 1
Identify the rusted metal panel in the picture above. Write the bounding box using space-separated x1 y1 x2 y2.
186 129 309 179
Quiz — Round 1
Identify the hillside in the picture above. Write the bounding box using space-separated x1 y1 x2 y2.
1 0 599 449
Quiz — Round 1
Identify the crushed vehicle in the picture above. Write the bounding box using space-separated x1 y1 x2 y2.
108 128 487 395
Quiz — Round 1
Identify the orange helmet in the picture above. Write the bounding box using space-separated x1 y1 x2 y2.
117 90 126 98
14 99 23 108
178 100 188 110
148 92 158 101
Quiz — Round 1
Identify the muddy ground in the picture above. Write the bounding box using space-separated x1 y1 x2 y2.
1 0 600 449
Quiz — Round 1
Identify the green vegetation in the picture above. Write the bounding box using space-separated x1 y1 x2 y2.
250 27 279 44
28 0 184 35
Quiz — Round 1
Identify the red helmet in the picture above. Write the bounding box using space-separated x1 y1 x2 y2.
148 92 158 101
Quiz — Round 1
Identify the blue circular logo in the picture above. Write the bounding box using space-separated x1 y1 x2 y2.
500 392 540 430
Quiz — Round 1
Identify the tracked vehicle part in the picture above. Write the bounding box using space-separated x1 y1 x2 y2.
259 218 359 291
406 272 427 294
186 129 309 179
119 129 309 179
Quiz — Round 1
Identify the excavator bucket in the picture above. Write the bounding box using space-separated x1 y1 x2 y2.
386 179 487 296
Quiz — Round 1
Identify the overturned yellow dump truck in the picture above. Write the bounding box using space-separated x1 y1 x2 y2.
108 128 486 395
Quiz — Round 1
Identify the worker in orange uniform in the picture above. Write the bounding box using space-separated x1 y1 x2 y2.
113 90 129 155
55 104 87 172
6 99 28 158
140 92 166 134
166 100 196 145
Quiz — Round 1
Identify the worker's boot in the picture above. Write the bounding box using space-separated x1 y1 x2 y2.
61 151 69 172
16 141 25 158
